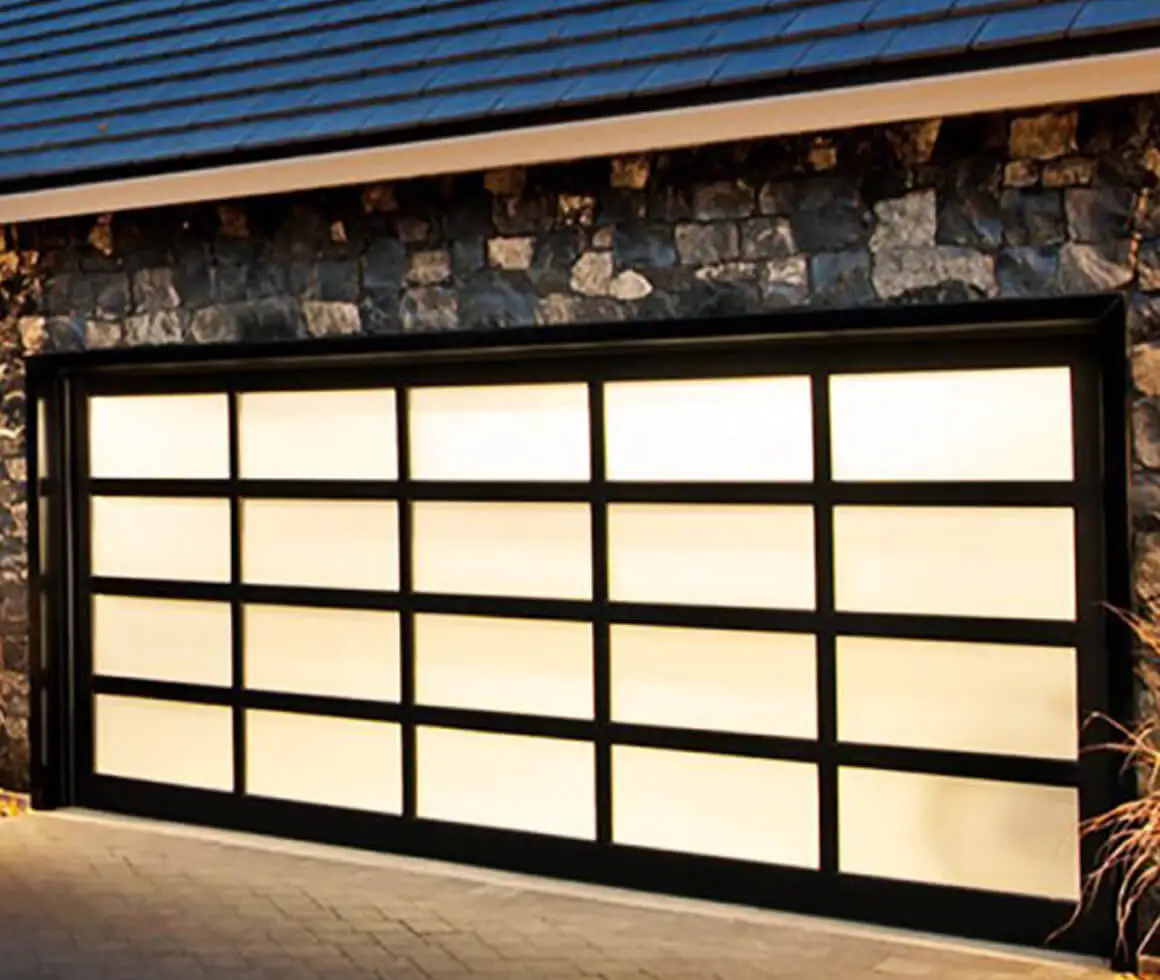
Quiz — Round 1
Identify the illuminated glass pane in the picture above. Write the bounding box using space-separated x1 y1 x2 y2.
410 383 589 481
416 615 592 718
833 507 1076 620
830 367 1073 482
243 499 399 591
413 502 591 599
611 625 816 737
37 497 48 577
608 505 814 609
93 595 232 687
245 605 400 701
36 397 47 481
89 394 229 479
95 695 232 791
92 497 231 582
417 727 595 838
246 711 401 813
37 398 48 575
239 389 397 480
839 768 1079 900
605 376 813 482
837 636 1077 759
613 746 819 866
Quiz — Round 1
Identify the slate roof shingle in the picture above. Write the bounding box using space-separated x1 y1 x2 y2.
0 0 1156 189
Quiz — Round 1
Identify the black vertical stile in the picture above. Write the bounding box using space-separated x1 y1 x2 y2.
26 368 44 804
1096 303 1136 970
811 372 839 879
397 386 417 820
227 390 245 795
71 379 93 798
1074 336 1129 965
27 369 71 808
1067 345 1122 964
590 381 612 844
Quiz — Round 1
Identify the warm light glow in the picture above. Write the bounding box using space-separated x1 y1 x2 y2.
417 727 595 838
830 367 1074 482
91 496 231 582
834 506 1076 620
604 376 813 482
612 746 819 866
246 711 402 812
611 625 816 737
89 394 230 479
238 389 398 480
412 501 591 599
242 499 399 591
95 694 233 791
36 398 47 480
93 595 232 687
837 636 1077 760
245 605 400 701
409 383 590 481
838 767 1080 900
608 505 815 609
416 614 592 718
38 497 48 576
37 398 48 575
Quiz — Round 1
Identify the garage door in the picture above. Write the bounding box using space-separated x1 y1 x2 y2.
32 318 1122 955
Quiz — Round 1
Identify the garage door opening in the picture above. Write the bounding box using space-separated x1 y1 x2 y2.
28 300 1130 959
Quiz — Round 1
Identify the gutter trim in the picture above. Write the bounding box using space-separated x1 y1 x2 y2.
2 47 1159 224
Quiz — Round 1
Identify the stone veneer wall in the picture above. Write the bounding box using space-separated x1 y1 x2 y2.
0 94 1159 791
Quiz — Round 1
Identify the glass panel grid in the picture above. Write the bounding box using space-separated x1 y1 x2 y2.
78 352 1092 915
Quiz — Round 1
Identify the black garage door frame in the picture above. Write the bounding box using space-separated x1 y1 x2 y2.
27 294 1132 962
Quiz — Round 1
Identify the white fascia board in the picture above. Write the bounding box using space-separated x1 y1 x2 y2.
2 47 1159 225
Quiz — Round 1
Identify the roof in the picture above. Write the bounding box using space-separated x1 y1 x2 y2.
0 0 1157 194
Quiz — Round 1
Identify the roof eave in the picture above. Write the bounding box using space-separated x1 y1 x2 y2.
1 46 1158 225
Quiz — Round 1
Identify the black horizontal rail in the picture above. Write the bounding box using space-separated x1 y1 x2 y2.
86 476 1092 507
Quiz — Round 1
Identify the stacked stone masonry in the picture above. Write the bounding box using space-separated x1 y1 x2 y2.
0 95 1159 791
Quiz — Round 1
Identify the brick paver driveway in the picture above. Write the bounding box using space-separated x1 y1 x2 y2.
0 812 1111 979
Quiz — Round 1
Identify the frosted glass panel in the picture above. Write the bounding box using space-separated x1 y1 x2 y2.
416 615 592 717
37 399 49 575
38 496 48 576
95 695 232 791
839 768 1079 900
413 502 591 599
605 376 813 482
834 507 1075 620
838 637 1077 759
89 394 229 479
613 746 819 866
410 384 589 481
247 711 402 812
246 605 400 701
92 497 231 582
239 389 397 480
612 625 816 737
608 505 814 609
418 727 595 838
93 595 232 687
36 397 47 480
243 499 399 591
830 367 1073 482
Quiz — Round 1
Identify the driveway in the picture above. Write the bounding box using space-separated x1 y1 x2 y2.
0 812 1111 979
